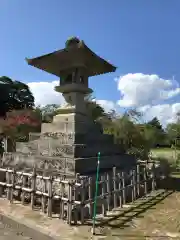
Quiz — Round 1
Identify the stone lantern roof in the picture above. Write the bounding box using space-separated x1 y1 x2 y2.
25 37 116 77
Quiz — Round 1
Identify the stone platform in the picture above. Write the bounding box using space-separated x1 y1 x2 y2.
2 114 136 175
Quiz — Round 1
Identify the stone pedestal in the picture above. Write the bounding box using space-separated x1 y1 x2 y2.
3 111 136 176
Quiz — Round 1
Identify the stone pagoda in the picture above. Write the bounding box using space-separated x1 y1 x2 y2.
4 37 136 175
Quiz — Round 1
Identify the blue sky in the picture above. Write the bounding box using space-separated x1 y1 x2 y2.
1 1 180 124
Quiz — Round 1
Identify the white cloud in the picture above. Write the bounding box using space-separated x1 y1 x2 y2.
27 75 180 126
115 73 180 125
28 80 116 113
138 103 180 126
28 80 65 106
117 73 180 107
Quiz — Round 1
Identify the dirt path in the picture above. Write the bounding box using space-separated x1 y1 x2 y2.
0 220 34 240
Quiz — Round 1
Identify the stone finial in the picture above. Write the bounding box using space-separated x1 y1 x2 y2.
65 37 80 48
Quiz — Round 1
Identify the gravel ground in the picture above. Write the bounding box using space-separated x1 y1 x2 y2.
0 220 33 240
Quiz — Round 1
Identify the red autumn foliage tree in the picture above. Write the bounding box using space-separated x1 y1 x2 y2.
0 109 41 145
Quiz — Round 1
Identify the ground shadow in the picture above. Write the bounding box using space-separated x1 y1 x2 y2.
96 190 173 229
92 176 179 237
105 191 172 229
157 175 180 191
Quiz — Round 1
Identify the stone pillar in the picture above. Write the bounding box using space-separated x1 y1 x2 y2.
62 92 86 114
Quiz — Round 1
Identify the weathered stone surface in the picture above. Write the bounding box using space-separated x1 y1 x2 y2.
3 111 136 175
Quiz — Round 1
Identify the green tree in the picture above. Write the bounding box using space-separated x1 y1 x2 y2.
124 108 143 123
142 124 157 148
86 101 105 121
166 123 180 147
40 104 59 123
40 98 106 122
0 76 34 117
0 76 37 150
85 94 106 120
147 117 166 146
101 112 150 159
148 117 162 130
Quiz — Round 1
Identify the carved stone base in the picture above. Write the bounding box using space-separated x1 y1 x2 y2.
3 111 136 176
2 152 136 176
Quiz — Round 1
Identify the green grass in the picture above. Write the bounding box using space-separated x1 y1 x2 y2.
150 147 179 161
170 172 180 178
152 148 175 152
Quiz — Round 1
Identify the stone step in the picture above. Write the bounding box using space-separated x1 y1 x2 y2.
16 139 122 158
